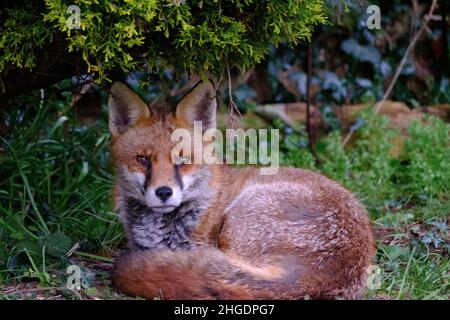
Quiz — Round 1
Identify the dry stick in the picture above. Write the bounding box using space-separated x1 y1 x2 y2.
71 80 95 108
226 60 242 129
342 0 438 147
214 68 225 97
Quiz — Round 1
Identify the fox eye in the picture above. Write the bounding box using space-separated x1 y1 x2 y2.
136 155 150 166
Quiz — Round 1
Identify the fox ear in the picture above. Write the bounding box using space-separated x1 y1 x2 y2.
108 82 150 137
176 81 217 130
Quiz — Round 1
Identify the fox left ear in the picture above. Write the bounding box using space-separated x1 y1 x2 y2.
176 81 217 130
108 82 150 137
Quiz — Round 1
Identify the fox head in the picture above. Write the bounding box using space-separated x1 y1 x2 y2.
109 81 217 214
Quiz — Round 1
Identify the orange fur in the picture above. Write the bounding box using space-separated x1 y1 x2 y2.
109 81 374 300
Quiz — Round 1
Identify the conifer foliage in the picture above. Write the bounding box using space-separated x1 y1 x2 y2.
0 0 327 88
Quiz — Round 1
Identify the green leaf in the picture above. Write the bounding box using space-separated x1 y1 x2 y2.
379 244 410 261
39 232 72 258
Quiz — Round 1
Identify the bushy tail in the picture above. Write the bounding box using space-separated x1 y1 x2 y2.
112 248 297 300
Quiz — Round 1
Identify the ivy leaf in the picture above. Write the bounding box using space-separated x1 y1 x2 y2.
322 71 347 101
289 71 308 96
341 38 381 66
380 244 410 260
355 78 372 88
380 60 392 78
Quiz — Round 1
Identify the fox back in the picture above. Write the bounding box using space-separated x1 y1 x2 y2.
109 81 374 299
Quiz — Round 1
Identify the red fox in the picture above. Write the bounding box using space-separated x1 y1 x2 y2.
109 81 374 299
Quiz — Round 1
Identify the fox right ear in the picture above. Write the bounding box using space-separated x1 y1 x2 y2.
176 81 217 131
108 82 150 137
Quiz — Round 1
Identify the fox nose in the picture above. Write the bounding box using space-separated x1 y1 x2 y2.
155 186 173 202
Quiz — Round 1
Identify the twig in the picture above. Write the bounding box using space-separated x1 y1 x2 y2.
71 80 96 108
214 68 225 96
54 75 94 95
2 284 20 294
66 242 80 258
342 0 438 147
225 60 242 128
74 251 114 263
4 287 82 300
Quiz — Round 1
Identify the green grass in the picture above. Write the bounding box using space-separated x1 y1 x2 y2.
0 92 123 296
0 91 449 299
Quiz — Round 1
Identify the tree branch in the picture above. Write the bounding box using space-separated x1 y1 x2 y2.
342 0 438 147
